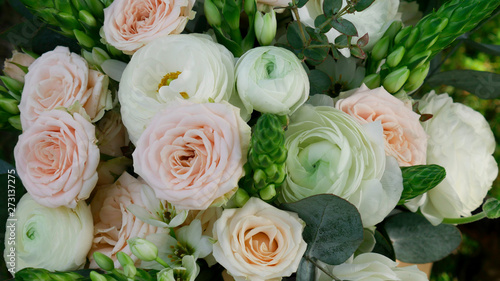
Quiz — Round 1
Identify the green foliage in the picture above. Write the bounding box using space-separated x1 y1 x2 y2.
483 198 500 219
427 70 500 99
399 164 446 205
383 213 462 264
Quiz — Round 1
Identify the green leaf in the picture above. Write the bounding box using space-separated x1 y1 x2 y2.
426 70 500 99
357 33 369 48
296 258 315 281
398 164 446 204
334 34 349 48
322 0 342 17
314 14 332 33
281 194 364 265
354 0 376 11
350 45 366 59
308 69 332 95
297 0 309 8
330 18 357 36
384 212 462 263
304 43 329 65
287 21 310 50
372 230 396 260
213 27 243 57
464 39 500 56
483 198 500 219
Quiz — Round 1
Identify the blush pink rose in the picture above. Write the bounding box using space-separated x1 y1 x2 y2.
335 84 427 166
2 50 35 83
103 0 196 55
88 172 166 268
14 109 100 208
133 102 251 210
19 46 110 130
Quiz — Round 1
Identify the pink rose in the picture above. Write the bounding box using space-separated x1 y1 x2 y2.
19 46 110 130
335 84 427 166
14 109 100 208
88 172 165 268
103 0 196 55
133 102 251 210
2 51 35 83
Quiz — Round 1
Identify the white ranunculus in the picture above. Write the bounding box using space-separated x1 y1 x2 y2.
297 0 400 56
119 34 236 144
281 104 403 227
212 198 307 281
405 92 498 225
235 46 309 116
316 253 429 281
4 194 93 273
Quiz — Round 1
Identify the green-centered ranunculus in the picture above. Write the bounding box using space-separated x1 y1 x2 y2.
4 194 93 273
281 104 403 227
235 46 309 116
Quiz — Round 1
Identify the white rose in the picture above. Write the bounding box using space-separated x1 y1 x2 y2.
281 104 403 227
405 92 498 225
4 194 93 273
316 253 429 281
297 0 400 56
118 34 236 144
212 198 307 281
235 46 309 116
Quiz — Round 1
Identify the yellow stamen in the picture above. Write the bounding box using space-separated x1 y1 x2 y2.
158 71 182 91
179 92 189 99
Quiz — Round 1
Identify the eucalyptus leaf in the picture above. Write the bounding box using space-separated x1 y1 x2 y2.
281 194 364 265
398 164 446 205
309 69 332 95
372 230 396 260
314 15 332 33
384 212 462 263
334 34 349 48
483 198 500 219
296 257 315 281
465 39 500 56
297 0 309 8
354 0 375 11
426 70 500 99
330 18 357 36
322 0 342 17
287 21 310 50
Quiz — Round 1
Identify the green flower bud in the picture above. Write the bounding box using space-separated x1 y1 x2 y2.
382 21 403 40
116 252 135 268
85 0 105 19
205 0 222 26
371 36 390 62
405 27 420 49
259 184 276 201
362 73 381 89
54 12 81 30
383 67 410 93
0 76 23 96
222 0 241 30
90 271 108 281
157 269 175 281
124 264 137 278
60 26 76 37
234 188 250 207
407 50 432 68
404 62 430 92
386 46 406 68
71 0 88 11
394 26 412 45
0 98 20 115
54 0 74 14
244 0 256 16
93 252 115 271
128 237 159 262
79 10 98 28
8 115 22 130
92 47 111 65
255 8 277 46
74 29 96 49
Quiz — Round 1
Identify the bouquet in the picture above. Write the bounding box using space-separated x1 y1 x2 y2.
1 0 499 280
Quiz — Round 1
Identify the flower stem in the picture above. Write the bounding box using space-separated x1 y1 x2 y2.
290 0 308 44
305 256 342 281
155 257 171 268
442 212 487 225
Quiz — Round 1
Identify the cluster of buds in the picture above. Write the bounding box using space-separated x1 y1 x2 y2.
236 114 288 206
365 0 500 94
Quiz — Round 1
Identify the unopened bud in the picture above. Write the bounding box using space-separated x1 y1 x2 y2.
116 252 135 268
404 62 430 92
204 0 222 26
55 12 81 30
74 29 95 48
0 76 23 96
128 237 159 262
371 36 390 62
79 10 97 28
255 8 277 46
85 0 105 19
93 252 115 271
394 26 412 45
362 73 381 89
0 98 19 115
8 115 21 130
382 21 403 40
90 271 108 281
244 0 256 16
123 264 137 278
383 67 410 93
259 184 276 201
405 27 420 49
386 46 406 68
234 188 250 207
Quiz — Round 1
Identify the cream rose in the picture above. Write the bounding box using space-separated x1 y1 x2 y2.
316 253 429 281
19 46 111 129
212 197 307 281
235 46 309 116
96 110 130 157
119 34 236 144
281 104 403 227
103 0 195 55
14 109 99 208
3 50 35 82
132 102 251 210
335 84 427 166
297 0 400 56
4 194 93 273
88 172 167 268
405 92 498 225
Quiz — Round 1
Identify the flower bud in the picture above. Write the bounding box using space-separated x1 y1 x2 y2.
74 29 96 48
0 76 23 96
79 10 98 28
234 188 250 207
85 0 105 19
394 26 412 45
371 36 390 62
383 67 410 93
157 269 175 281
255 8 277 46
116 252 135 268
54 0 73 14
54 12 81 30
408 50 432 68
8 115 21 130
93 252 115 271
405 27 420 49
204 0 222 26
404 62 430 92
0 98 19 114
362 73 381 89
3 51 35 83
259 184 276 201
123 264 137 278
386 46 406 68
128 237 159 262
244 0 256 16
382 21 403 40
90 271 108 281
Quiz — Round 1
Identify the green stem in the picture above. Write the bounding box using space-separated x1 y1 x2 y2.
442 212 487 225
291 4 308 44
229 28 243 44
305 256 342 281
316 4 353 33
155 257 171 268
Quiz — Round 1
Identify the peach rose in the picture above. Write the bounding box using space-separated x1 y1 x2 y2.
103 0 196 55
2 50 35 83
335 84 427 166
212 197 307 281
132 102 251 210
88 172 166 268
19 46 111 130
14 109 100 208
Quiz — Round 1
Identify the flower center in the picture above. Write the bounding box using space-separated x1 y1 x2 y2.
158 71 190 99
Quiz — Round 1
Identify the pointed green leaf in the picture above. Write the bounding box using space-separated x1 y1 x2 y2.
297 0 309 8
426 70 500 99
398 164 446 204
372 229 395 260
483 198 500 219
287 21 310 49
354 0 376 11
281 194 364 265
334 34 349 48
384 212 462 263
322 0 342 17
330 18 357 36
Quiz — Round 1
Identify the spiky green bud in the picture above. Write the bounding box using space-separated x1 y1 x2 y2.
74 29 96 48
90 271 108 281
383 67 410 93
363 73 381 89
93 252 115 271
371 36 390 62
386 46 405 68
8 115 21 131
79 10 98 28
205 0 222 26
